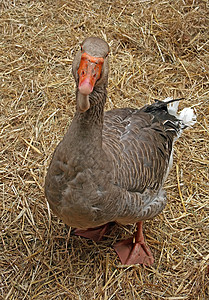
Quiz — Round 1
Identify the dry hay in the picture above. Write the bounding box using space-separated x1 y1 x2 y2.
0 0 209 299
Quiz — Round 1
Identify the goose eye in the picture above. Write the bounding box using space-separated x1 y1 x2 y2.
81 45 83 51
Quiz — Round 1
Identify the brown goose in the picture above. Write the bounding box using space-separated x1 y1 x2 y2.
45 37 196 265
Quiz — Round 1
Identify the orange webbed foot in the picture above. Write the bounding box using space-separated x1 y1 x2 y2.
113 221 154 266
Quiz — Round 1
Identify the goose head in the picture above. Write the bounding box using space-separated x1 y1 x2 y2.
72 37 109 112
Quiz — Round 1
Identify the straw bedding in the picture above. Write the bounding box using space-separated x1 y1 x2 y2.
0 0 208 299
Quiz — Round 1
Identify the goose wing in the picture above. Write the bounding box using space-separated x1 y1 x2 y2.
103 107 177 194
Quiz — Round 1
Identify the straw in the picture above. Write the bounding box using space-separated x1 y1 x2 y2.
1 0 208 299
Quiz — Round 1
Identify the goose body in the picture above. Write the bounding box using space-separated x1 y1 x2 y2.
45 37 196 265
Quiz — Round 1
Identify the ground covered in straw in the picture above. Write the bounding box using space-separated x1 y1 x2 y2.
1 0 208 299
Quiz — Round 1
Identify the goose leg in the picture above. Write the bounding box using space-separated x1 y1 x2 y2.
74 223 111 242
114 221 154 266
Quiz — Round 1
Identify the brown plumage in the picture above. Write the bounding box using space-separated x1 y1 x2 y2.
45 37 196 265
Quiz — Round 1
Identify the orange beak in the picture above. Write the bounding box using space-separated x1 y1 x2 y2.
78 52 104 95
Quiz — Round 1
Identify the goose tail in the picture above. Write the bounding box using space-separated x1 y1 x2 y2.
163 97 197 128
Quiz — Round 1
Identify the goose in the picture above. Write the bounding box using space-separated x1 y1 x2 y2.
45 37 196 265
